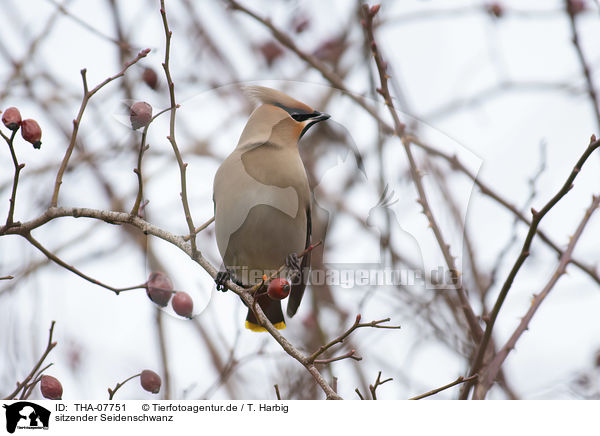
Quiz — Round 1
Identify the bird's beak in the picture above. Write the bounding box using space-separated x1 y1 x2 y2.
300 111 330 138
311 111 331 122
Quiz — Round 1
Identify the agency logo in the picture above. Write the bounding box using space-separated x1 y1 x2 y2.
2 402 50 434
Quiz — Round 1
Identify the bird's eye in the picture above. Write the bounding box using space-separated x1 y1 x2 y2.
290 113 312 122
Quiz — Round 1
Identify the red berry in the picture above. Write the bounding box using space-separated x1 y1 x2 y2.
21 119 42 149
40 375 63 400
312 37 346 64
2 107 21 130
259 41 284 66
267 278 291 300
146 272 173 307
142 67 159 90
140 370 161 394
567 0 586 15
172 291 193 318
130 101 153 130
486 2 504 18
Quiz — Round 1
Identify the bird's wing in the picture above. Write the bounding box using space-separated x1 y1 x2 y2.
287 206 311 317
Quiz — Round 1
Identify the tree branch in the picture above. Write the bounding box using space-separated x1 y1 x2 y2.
224 0 600 289
308 314 400 363
131 106 173 217
159 0 197 258
369 371 392 400
361 4 483 343
463 135 600 399
107 372 141 400
314 349 361 365
23 232 146 295
2 129 22 228
566 1 600 132
4 207 342 398
409 374 478 400
3 321 57 400
50 48 150 207
474 194 600 398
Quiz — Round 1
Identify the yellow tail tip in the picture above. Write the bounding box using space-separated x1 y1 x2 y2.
245 320 286 332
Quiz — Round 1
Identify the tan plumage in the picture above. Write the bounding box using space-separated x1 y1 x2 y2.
213 86 329 331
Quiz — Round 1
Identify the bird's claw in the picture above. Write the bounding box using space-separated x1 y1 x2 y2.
215 271 230 292
285 253 301 282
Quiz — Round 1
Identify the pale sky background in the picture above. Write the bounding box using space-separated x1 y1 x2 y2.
1 0 600 400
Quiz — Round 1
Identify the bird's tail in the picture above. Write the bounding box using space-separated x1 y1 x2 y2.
245 294 286 332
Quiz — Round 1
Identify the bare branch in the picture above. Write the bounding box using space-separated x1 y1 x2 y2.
2 129 22 228
474 194 600 398
3 321 57 400
355 388 365 400
24 232 146 295
274 384 282 400
108 372 141 400
50 48 150 207
463 136 600 399
566 1 600 131
369 371 392 400
410 374 478 400
225 0 600 289
184 216 215 241
131 106 174 217
314 349 362 365
361 5 483 343
308 314 400 363
159 0 198 258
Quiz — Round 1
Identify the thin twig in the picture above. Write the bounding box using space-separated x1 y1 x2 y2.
274 384 281 400
361 5 483 343
159 1 197 258
3 321 57 400
131 106 174 217
21 363 54 400
409 374 479 400
474 195 600 398
225 0 383 121
155 309 171 399
47 0 127 48
2 129 22 228
183 216 215 241
308 315 400 363
226 0 600 288
463 136 600 399
108 372 141 400
369 371 392 400
355 388 365 400
314 349 362 365
24 232 146 295
5 207 371 400
50 48 150 207
566 2 600 132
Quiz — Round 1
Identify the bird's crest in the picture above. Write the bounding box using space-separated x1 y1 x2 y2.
242 85 313 112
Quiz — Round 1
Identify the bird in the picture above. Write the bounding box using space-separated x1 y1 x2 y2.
213 86 329 331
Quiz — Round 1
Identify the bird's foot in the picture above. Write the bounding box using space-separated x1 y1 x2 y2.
285 253 301 283
215 271 230 292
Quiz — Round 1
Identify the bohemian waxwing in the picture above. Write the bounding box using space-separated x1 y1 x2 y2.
213 86 329 331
